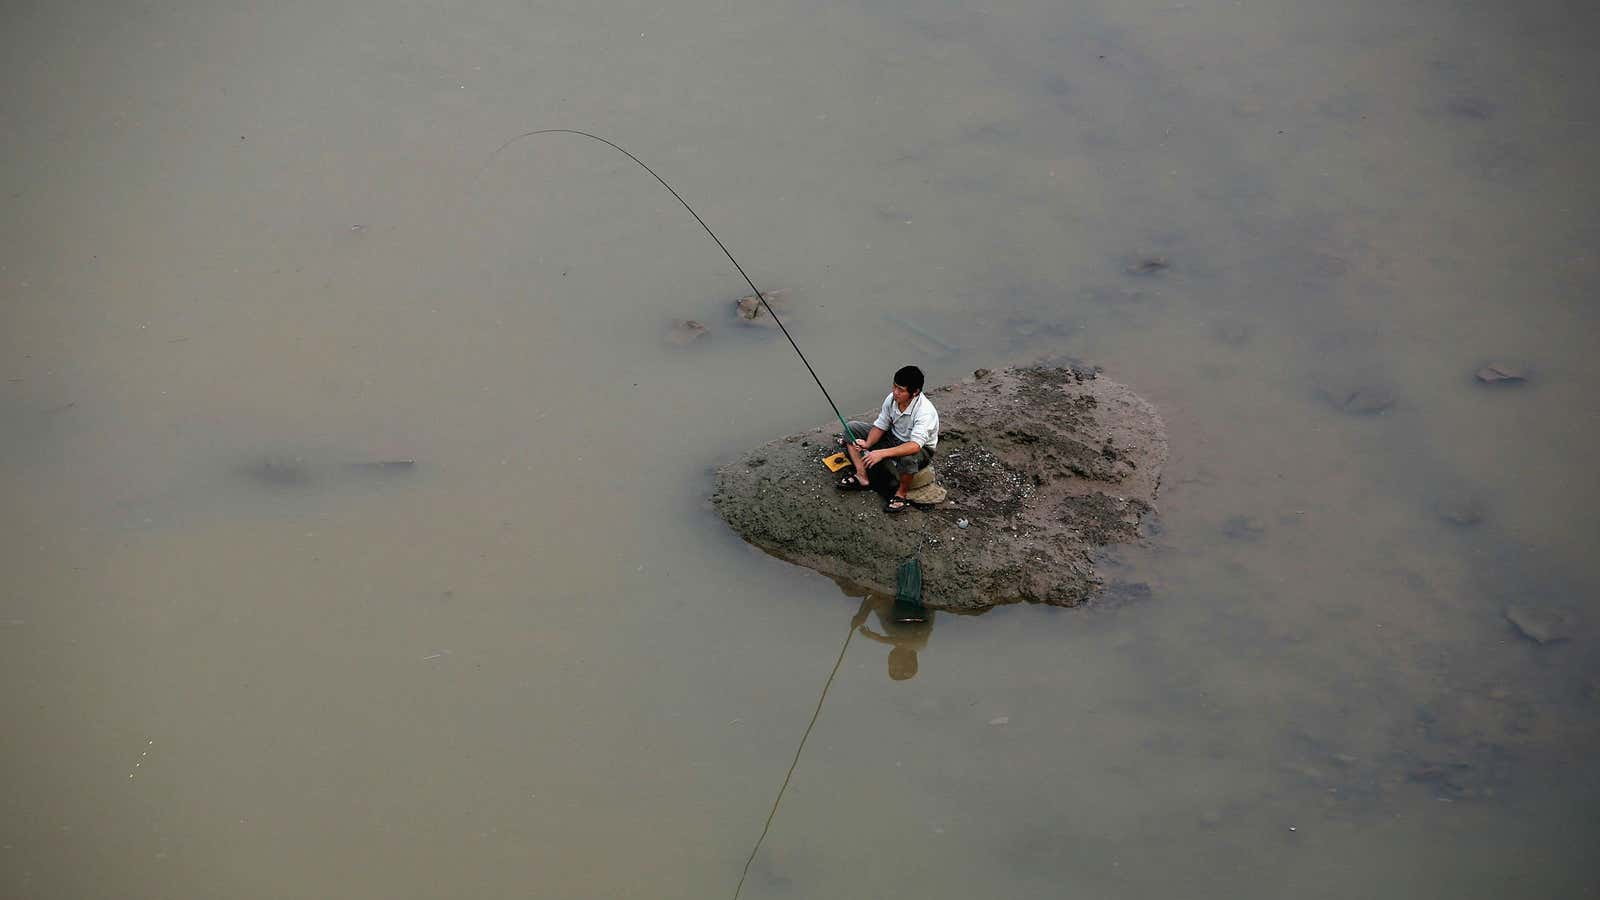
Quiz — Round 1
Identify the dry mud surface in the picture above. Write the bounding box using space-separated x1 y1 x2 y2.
712 365 1168 610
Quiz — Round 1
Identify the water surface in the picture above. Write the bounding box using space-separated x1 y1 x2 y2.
2 0 1597 897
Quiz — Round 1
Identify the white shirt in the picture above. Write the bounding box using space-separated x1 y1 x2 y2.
873 392 939 450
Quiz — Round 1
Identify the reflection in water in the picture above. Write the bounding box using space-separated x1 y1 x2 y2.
851 594 935 681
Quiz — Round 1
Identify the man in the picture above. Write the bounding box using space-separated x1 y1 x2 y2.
850 594 934 681
835 365 939 513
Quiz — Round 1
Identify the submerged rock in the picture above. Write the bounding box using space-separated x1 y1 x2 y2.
711 365 1167 611
1318 382 1396 415
1505 605 1573 645
1475 362 1528 385
664 318 709 346
1124 254 1172 276
733 288 792 328
1221 515 1267 541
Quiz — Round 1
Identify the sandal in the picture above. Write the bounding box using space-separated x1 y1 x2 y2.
885 495 913 513
836 473 872 491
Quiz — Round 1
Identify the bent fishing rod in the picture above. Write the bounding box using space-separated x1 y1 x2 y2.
484 129 858 442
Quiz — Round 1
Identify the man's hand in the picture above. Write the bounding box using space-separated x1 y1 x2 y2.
851 597 872 629
852 438 870 450
861 449 883 468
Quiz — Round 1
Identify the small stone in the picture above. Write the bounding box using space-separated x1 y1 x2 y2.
956 518 970 529
1475 362 1527 385
973 368 992 379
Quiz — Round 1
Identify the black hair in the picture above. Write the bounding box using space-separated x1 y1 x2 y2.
893 365 925 394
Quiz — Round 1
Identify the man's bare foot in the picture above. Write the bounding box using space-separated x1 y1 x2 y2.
836 472 873 491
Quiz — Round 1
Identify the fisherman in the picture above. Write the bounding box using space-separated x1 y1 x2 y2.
850 595 934 681
835 365 940 514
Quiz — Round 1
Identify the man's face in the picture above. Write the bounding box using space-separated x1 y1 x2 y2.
891 383 914 406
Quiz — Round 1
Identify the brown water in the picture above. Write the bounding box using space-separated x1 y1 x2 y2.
3 1 1597 897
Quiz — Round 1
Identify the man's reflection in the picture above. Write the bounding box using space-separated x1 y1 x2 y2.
851 594 935 681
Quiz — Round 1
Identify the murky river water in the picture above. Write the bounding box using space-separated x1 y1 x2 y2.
3 1 1597 897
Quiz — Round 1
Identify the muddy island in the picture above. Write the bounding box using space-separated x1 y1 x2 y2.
712 365 1167 611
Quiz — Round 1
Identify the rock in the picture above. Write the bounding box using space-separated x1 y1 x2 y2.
1475 362 1527 385
733 288 791 328
664 319 709 346
973 368 992 379
1505 605 1573 645
711 366 1167 611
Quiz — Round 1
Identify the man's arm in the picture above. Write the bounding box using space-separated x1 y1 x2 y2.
874 441 922 458
862 439 921 468
852 426 887 449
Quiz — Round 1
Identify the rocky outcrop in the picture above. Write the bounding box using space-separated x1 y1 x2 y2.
711 365 1167 611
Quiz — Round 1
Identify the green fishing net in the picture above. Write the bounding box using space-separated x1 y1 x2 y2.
895 558 923 606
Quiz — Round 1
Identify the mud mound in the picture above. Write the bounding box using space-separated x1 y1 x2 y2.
711 365 1167 610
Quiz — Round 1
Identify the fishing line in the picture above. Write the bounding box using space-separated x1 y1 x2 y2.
733 622 854 900
480 130 865 896
481 129 858 441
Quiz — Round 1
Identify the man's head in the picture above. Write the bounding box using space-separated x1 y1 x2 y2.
893 365 925 397
887 647 919 681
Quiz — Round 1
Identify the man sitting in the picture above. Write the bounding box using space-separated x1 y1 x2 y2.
836 365 940 514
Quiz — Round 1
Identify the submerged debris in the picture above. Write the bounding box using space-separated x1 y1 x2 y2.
1221 515 1267 541
665 319 709 346
1475 362 1528 385
1505 605 1573 645
238 455 416 489
1319 382 1396 415
1124 254 1171 276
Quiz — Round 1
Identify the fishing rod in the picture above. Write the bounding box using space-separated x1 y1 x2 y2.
483 129 858 442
